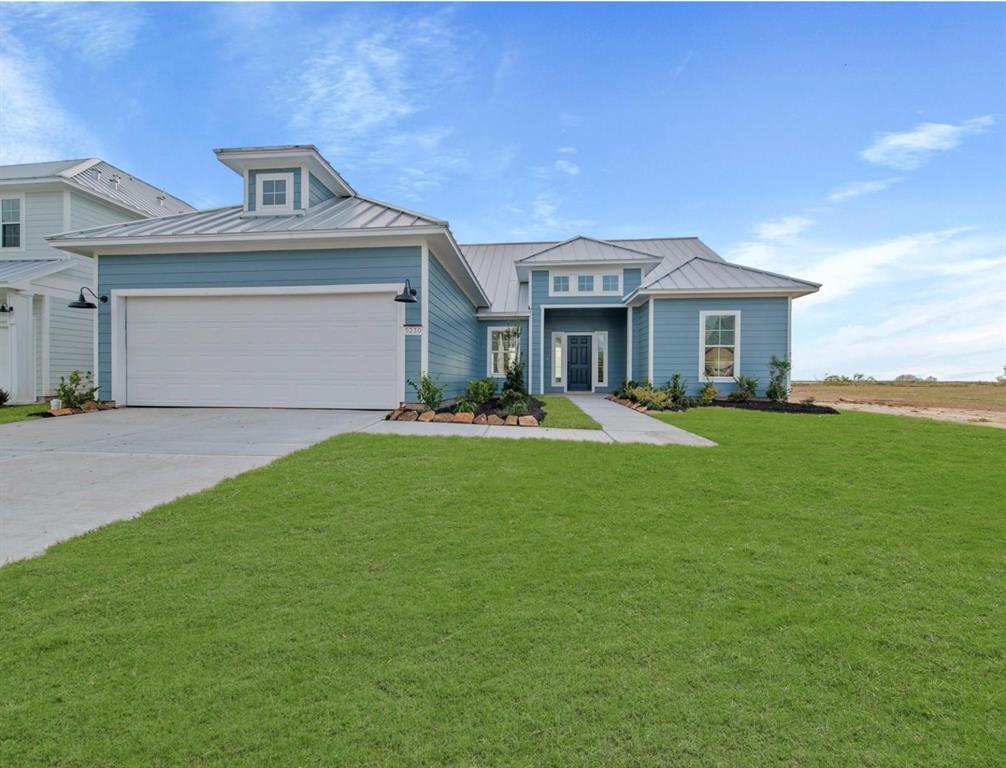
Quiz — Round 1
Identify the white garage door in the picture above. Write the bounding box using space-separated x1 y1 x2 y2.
123 290 402 409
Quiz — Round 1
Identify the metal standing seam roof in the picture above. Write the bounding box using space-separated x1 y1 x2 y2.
637 256 821 293
50 194 445 241
516 235 662 264
461 237 727 314
0 158 193 217
0 258 73 285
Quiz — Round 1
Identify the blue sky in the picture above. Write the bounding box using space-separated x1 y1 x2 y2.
2 2 1003 379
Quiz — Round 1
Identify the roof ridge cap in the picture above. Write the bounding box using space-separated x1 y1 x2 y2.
352 193 447 225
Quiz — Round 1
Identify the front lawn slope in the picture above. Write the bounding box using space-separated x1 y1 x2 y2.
1 410 1003 766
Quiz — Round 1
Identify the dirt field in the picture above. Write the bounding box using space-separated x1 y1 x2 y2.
791 381 1006 428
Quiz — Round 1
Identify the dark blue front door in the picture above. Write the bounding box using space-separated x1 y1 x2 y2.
567 335 592 391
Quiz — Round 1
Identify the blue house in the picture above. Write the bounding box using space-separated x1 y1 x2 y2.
50 145 819 409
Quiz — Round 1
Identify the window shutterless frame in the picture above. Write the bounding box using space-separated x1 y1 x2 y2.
486 325 519 377
698 310 741 382
0 194 25 251
255 172 295 213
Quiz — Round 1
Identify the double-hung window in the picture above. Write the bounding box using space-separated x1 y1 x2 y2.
1 197 22 250
489 327 519 377
700 311 739 381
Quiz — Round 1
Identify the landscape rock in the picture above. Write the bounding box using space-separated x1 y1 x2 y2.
433 413 455 423
47 408 74 417
518 415 539 427
81 401 100 412
473 414 487 425
97 401 116 410
504 415 519 426
452 412 475 424
398 410 418 421
418 411 435 422
487 414 505 425
387 408 404 421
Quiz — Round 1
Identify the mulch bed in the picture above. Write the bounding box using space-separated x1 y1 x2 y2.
709 399 839 415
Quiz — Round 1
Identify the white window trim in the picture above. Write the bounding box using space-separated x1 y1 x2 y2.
255 172 295 213
698 309 741 383
548 268 622 298
0 193 26 252
592 331 608 388
551 331 565 388
486 325 519 378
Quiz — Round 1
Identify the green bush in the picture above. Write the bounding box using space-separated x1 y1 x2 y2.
54 370 98 409
615 380 640 399
699 382 718 404
0 388 8 407
729 375 758 402
765 356 792 403
664 373 688 405
463 377 496 407
628 385 670 410
454 398 476 414
407 372 445 411
500 388 527 415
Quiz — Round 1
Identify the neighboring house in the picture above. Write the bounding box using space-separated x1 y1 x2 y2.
0 159 192 403
49 145 819 410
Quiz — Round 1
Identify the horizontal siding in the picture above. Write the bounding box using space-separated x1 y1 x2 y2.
427 255 480 399
651 297 789 395
96 247 421 402
70 192 141 231
623 267 642 296
632 300 649 381
309 173 336 207
543 308 626 394
23 191 63 258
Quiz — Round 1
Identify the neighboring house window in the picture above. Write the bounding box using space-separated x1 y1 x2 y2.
602 274 619 292
595 332 607 386
255 172 294 212
553 275 569 293
488 327 519 377
1 197 22 249
578 275 594 292
700 311 740 381
552 333 563 385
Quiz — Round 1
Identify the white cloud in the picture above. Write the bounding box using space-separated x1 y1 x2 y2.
554 159 580 176
860 116 995 170
671 49 694 79
827 178 900 202
284 10 470 199
754 216 813 241
3 4 144 63
557 146 577 154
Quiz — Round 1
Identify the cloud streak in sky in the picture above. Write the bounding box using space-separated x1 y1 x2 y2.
860 116 995 170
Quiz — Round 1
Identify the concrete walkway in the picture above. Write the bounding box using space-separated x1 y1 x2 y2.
362 396 715 447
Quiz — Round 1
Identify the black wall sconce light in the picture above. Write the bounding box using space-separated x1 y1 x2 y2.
0 302 13 314
68 287 109 310
394 279 417 303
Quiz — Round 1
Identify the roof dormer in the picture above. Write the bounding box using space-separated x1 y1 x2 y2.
213 145 355 216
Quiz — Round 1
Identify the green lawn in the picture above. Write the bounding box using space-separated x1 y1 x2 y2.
538 394 602 429
1 410 1003 766
0 403 48 424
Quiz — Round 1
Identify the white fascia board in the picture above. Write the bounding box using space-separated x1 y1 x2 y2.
214 148 355 197
633 287 820 299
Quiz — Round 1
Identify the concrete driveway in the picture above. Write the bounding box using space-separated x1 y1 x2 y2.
0 408 383 564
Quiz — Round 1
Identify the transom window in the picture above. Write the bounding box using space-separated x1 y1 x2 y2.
548 270 621 296
261 178 287 207
1 197 22 249
700 311 740 381
488 327 519 377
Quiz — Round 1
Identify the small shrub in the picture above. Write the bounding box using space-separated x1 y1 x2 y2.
629 385 670 410
699 383 718 404
504 398 528 417
664 373 688 405
54 370 98 409
614 380 640 399
678 395 699 411
463 377 496 407
729 375 758 402
499 387 526 410
407 372 445 411
0 388 8 406
454 398 476 413
765 355 792 403
500 327 527 395
801 397 816 406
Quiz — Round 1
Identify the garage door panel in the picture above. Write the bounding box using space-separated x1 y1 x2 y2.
124 292 400 408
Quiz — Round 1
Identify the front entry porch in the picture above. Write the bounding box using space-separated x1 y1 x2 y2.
542 307 627 395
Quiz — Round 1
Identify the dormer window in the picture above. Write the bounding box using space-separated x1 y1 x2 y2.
255 172 294 213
